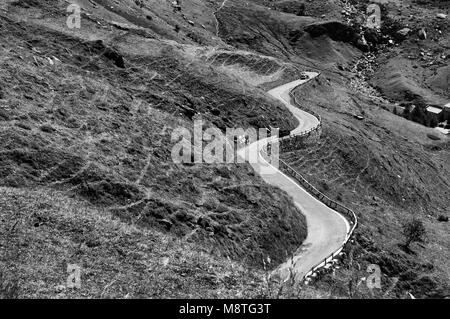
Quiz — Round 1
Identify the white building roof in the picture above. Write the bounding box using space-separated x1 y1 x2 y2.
444 103 450 109
426 106 443 114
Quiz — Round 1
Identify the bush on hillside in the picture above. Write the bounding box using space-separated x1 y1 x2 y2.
402 218 426 250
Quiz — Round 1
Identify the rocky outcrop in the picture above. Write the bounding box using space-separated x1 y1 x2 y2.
304 21 368 51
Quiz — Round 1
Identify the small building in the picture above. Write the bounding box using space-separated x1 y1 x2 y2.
443 103 450 121
444 103 450 113
426 106 443 123
426 106 443 115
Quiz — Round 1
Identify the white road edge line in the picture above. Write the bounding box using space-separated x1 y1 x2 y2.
239 72 354 282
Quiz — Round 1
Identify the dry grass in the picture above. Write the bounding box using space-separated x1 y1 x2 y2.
279 72 449 298
2 0 448 299
0 186 278 298
0 6 307 298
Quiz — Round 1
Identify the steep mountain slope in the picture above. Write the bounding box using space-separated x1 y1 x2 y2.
215 0 450 298
0 0 308 298
1 0 448 299
216 0 364 70
282 72 449 298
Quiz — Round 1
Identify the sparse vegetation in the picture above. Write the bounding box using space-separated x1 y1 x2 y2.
1 0 448 299
402 219 427 250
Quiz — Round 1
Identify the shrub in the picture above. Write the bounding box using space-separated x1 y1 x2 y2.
402 218 426 249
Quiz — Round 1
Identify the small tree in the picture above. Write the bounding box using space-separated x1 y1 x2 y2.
402 218 426 249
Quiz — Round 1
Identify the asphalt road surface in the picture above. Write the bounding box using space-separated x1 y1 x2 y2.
239 72 350 283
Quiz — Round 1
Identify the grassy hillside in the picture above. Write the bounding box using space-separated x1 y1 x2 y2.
0 1 307 298
1 0 448 299
215 0 450 298
281 73 449 298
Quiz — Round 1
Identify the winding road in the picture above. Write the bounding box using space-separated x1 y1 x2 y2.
238 72 350 283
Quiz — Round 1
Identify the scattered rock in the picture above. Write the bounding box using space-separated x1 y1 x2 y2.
436 13 447 20
158 218 173 230
396 28 411 38
418 28 427 40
